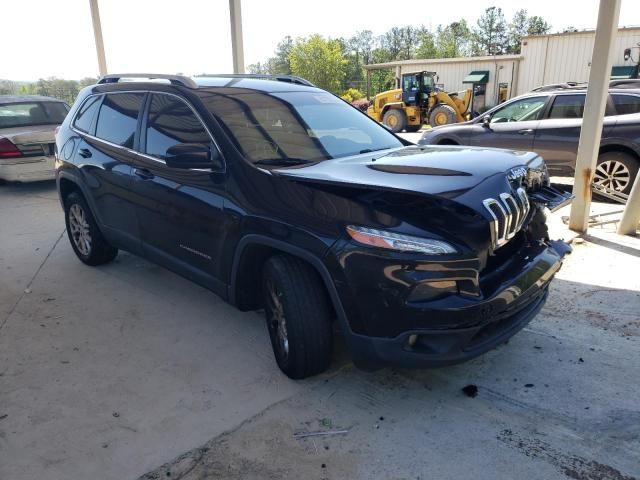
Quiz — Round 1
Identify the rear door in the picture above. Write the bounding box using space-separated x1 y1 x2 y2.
71 92 145 249
466 95 548 151
533 93 617 175
130 92 228 293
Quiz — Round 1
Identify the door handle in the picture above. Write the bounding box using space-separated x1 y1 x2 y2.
78 148 92 158
518 129 534 135
134 168 154 180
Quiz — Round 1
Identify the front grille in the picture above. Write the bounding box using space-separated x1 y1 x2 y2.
483 187 530 251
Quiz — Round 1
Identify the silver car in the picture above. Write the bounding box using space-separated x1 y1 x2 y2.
0 95 69 182
418 84 640 196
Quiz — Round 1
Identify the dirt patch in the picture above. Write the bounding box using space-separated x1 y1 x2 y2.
138 416 356 480
498 429 637 480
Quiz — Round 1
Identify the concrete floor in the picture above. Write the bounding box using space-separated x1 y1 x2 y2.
1 180 639 480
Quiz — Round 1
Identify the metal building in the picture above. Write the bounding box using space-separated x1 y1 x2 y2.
364 26 640 107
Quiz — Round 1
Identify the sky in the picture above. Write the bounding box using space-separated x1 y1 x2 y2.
2 0 640 81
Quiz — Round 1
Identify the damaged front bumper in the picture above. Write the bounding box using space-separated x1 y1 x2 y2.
335 239 572 371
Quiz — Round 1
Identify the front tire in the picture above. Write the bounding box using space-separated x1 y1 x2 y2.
262 255 333 379
429 105 457 126
593 151 639 196
382 109 406 133
64 192 118 266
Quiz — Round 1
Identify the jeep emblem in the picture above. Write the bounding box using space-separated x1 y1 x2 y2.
507 166 528 183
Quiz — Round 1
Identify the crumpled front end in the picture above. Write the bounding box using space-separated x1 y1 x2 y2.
325 159 573 370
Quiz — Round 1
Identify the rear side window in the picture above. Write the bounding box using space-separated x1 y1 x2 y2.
0 101 69 128
73 96 102 133
95 93 144 148
548 95 585 119
612 94 640 115
145 93 211 161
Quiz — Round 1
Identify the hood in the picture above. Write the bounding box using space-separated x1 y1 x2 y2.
272 145 542 204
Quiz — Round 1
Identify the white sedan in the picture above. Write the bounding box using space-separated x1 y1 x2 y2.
0 95 69 182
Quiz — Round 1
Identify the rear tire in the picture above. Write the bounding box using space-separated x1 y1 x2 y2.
429 105 457 126
594 151 639 196
64 192 118 266
262 255 333 379
382 109 406 133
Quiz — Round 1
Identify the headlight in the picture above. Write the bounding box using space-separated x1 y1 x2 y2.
346 225 457 254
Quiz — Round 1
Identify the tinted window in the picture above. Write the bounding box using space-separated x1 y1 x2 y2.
95 93 144 148
0 101 69 128
199 90 402 163
73 95 102 133
145 94 211 161
490 96 547 123
548 95 585 119
613 94 640 115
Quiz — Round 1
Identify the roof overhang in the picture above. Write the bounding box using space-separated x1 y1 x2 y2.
463 71 490 84
611 65 636 79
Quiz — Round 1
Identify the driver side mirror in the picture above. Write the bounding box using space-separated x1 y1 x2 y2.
482 115 492 128
165 143 222 170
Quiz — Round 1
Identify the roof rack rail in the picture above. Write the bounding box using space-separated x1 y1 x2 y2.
97 73 198 88
531 79 640 92
609 79 640 88
198 73 316 87
531 82 587 92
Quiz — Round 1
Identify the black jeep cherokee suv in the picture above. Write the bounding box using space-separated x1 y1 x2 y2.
55 74 572 379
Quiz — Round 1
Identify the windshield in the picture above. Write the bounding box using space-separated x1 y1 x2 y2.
0 102 69 129
199 90 403 164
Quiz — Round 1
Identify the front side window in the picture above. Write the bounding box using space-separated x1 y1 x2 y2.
145 93 211 161
548 94 586 119
490 96 547 123
95 93 144 148
199 90 403 164
612 94 640 115
73 95 102 133
0 101 69 128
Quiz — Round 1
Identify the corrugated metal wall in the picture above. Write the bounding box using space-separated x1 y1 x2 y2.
374 28 640 108
518 27 640 94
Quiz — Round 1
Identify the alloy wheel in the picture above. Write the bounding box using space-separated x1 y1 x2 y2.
594 160 631 192
68 204 92 256
266 281 289 359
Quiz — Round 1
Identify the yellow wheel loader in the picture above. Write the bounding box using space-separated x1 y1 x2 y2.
367 71 474 132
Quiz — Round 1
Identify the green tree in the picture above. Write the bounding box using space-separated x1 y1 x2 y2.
474 7 508 55
416 30 437 59
0 80 19 95
350 30 375 65
436 20 472 58
507 9 529 54
274 36 294 74
528 16 552 35
289 35 346 93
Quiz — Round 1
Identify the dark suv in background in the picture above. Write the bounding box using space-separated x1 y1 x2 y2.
55 74 571 379
419 82 640 196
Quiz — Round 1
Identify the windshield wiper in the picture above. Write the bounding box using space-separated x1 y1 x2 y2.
254 158 314 166
359 146 394 154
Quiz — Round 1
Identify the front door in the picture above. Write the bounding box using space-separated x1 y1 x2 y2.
72 92 145 250
130 92 228 293
467 95 549 152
